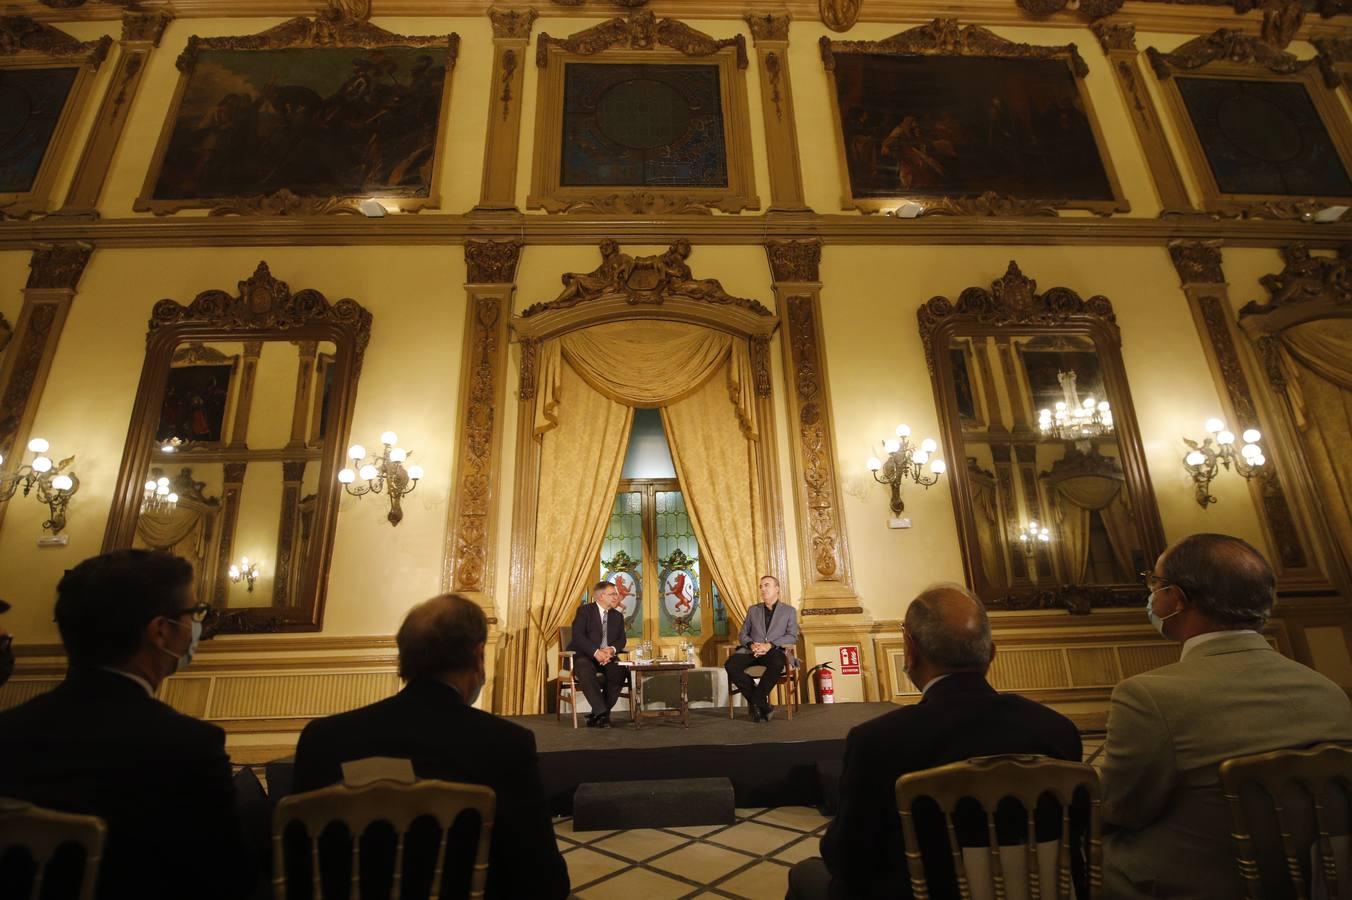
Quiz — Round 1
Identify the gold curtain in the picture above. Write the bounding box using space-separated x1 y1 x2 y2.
662 360 765 623
512 350 632 715
969 475 1007 586
1050 476 1125 583
1275 320 1352 571
134 506 213 602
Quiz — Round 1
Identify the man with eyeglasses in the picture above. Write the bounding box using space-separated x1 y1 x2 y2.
1101 533 1352 900
0 550 254 900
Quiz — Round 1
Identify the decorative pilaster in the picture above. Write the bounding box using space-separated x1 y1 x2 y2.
745 12 809 212
476 8 538 212
1166 240 1322 587
273 460 306 609
227 342 263 449
1091 22 1194 214
766 239 859 613
57 12 172 217
0 242 93 537
443 239 522 611
288 341 319 448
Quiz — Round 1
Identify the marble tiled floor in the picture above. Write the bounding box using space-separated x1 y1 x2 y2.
556 805 831 900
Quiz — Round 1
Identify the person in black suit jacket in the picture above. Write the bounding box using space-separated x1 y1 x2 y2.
291 593 569 900
567 580 629 727
0 550 254 900
789 583 1083 900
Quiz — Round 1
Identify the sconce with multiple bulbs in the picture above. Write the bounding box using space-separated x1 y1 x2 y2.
1017 521 1051 558
141 475 179 516
0 438 79 537
338 431 423 526
1183 418 1266 508
866 424 946 518
228 557 260 592
1038 370 1113 442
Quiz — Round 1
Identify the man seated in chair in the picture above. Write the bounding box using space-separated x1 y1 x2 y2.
788 583 1082 900
725 575 798 722
567 580 628 728
1101 534 1352 899
292 593 569 900
0 550 254 900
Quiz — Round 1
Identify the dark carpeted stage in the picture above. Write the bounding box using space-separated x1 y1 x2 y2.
511 703 896 814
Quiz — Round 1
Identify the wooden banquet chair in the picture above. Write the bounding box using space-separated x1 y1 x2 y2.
894 754 1102 900
271 778 496 900
724 644 798 721
555 624 631 728
0 798 106 900
1220 742 1352 900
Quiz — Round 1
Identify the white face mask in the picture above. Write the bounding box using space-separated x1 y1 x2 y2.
464 669 485 707
1146 589 1182 638
163 618 202 672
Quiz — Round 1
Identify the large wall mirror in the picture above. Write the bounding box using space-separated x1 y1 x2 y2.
104 263 371 633
919 262 1165 611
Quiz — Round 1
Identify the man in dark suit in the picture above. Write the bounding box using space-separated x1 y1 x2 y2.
567 580 628 728
0 550 254 900
292 593 569 900
788 583 1083 900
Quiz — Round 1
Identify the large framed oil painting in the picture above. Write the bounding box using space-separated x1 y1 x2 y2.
821 20 1128 215
156 345 239 448
529 12 759 214
0 20 110 218
136 15 458 215
1148 33 1352 216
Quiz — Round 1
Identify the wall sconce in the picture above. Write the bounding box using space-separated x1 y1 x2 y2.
141 475 179 516
0 438 80 535
338 431 424 526
1183 418 1266 508
1017 521 1051 557
228 557 260 592
866 424 946 517
1038 370 1113 442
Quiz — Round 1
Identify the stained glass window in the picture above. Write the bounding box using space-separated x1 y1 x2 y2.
656 490 701 636
597 491 644 639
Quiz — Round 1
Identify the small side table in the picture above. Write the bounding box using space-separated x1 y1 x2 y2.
622 661 695 728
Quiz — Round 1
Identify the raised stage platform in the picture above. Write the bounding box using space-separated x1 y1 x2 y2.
511 702 897 814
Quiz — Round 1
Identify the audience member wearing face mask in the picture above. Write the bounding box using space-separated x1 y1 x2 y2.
1101 533 1352 899
290 592 571 900
0 549 254 900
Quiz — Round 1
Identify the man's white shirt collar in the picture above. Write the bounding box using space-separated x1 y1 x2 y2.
920 673 952 695
100 666 154 696
1181 629 1258 660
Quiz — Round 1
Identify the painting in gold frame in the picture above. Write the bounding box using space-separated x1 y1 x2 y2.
1150 32 1352 217
529 12 759 215
820 19 1129 216
0 18 110 218
134 13 457 215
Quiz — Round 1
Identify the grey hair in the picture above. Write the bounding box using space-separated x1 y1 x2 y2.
1160 533 1274 628
904 582 992 670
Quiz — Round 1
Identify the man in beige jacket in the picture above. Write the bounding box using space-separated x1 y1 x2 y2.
1101 533 1352 899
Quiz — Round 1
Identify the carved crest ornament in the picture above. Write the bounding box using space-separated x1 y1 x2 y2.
820 18 1089 78
520 240 774 316
537 11 747 69
0 16 111 63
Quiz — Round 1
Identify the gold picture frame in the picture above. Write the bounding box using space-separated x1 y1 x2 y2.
528 11 760 215
134 10 458 216
0 18 111 219
1149 30 1352 219
819 18 1129 217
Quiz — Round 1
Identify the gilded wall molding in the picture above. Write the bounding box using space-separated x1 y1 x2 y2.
1146 28 1313 79
26 242 93 290
175 12 458 71
479 8 538 211
1017 0 1122 22
766 237 821 282
536 11 748 69
745 11 810 211
0 16 111 62
745 11 791 41
819 0 861 32
489 6 537 39
819 18 1089 77
465 238 524 284
273 459 307 609
1167 239 1322 582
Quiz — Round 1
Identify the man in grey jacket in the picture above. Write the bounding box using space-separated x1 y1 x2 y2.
1102 533 1352 899
725 575 798 722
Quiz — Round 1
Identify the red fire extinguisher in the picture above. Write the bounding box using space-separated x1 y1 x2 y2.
806 662 835 704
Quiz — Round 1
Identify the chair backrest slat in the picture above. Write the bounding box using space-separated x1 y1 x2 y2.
1221 744 1352 900
895 755 1102 900
272 778 497 900
0 801 106 900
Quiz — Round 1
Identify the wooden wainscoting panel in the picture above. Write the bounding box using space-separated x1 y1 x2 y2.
0 679 60 711
1066 647 1122 687
1117 644 1182 678
160 676 212 717
206 670 400 720
986 648 1070 692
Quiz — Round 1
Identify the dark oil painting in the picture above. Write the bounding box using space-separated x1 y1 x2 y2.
157 365 233 446
1175 76 1352 197
950 348 978 421
151 47 446 201
0 67 79 194
833 54 1114 200
561 62 728 188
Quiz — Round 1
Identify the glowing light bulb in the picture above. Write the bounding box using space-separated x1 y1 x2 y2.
359 464 379 481
1083 397 1096 409
929 458 946 474
866 456 882 472
156 483 169 496
1253 453 1266 466
51 474 73 492
1242 429 1261 444
157 476 170 488
389 447 408 463
920 438 938 453
1055 401 1067 412
1241 443 1261 460
31 456 52 473
145 480 157 491
167 492 178 503
337 468 355 484
1186 450 1207 467
27 437 49 454
380 431 398 446
348 444 366 461
1205 418 1225 434
407 465 424 481
1217 430 1235 446
1098 401 1110 412
912 449 929 465
883 439 901 454
896 424 911 437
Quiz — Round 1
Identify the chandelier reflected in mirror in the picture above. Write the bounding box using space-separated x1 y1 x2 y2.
1037 370 1113 441
141 474 179 516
